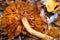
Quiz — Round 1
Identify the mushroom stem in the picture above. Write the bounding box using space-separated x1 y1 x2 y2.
22 17 53 40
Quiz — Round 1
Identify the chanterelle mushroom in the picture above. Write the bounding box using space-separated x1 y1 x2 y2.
1 1 48 39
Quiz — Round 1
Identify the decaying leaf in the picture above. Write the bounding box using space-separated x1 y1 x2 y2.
0 0 22 11
54 16 60 26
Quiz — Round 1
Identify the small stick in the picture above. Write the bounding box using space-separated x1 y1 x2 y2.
22 17 53 40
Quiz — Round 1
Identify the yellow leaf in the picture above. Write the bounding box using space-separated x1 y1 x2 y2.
46 0 58 12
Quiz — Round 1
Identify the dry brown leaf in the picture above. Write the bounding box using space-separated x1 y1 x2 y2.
46 27 60 38
54 16 60 26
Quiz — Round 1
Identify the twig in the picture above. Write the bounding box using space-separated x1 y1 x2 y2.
22 17 53 40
